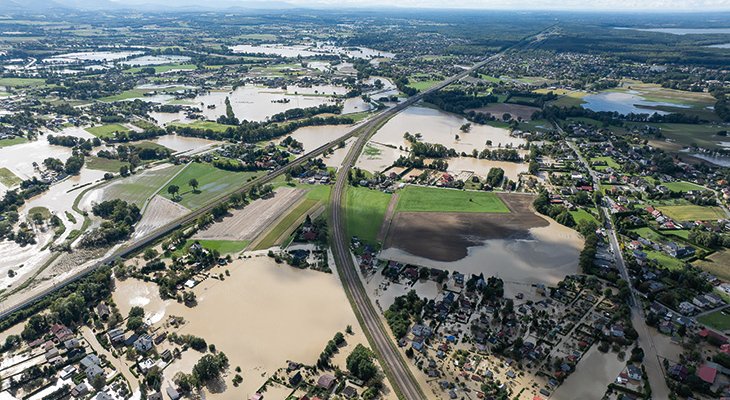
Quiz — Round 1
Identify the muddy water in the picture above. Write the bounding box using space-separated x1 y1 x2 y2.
342 97 374 114
112 278 169 326
149 111 192 126
551 346 625 400
286 124 352 154
380 218 582 287
356 142 409 173
193 85 338 122
372 105 525 154
0 138 73 179
440 157 528 181
156 256 366 398
145 134 218 154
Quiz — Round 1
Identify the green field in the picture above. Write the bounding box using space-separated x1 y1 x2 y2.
657 205 726 221
170 120 235 133
0 136 28 148
0 167 21 188
698 308 730 332
160 162 257 210
645 250 685 270
590 156 620 170
346 186 392 244
28 206 51 220
396 186 509 213
0 77 45 87
254 198 320 250
86 157 130 173
662 181 705 192
86 124 130 138
186 239 250 255
103 164 185 206
638 123 727 150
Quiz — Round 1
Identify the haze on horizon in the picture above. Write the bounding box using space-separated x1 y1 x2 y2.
112 0 730 12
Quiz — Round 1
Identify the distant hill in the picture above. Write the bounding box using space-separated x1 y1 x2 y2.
0 0 295 13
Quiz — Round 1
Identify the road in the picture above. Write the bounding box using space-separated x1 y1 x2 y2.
564 138 670 399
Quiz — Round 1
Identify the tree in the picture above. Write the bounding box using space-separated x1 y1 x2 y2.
119 165 130 177
168 185 180 200
192 353 229 385
189 178 199 193
346 344 378 382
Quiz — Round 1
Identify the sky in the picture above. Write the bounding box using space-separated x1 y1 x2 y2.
117 0 730 11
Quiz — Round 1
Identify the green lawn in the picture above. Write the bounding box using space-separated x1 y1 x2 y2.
657 205 726 221
0 167 21 188
645 250 686 270
698 309 730 332
407 79 441 91
396 186 509 213
663 181 705 192
86 157 130 173
0 77 45 87
85 124 130 139
159 162 257 210
570 208 599 225
28 206 51 219
694 250 730 282
254 198 319 250
590 156 620 170
346 186 392 244
187 239 250 255
170 120 235 133
0 136 28 148
103 164 185 206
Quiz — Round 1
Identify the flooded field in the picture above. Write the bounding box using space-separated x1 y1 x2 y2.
231 43 395 59
144 134 218 154
154 255 371 398
122 55 191 66
582 91 688 115
356 142 409 173
192 85 339 122
44 51 143 64
372 105 525 154
442 157 528 181
287 124 352 154
0 137 74 179
381 194 582 286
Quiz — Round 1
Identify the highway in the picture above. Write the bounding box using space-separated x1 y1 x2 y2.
564 139 670 399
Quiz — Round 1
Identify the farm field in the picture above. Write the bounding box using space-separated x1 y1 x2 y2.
0 167 21 187
184 239 250 255
134 195 189 238
196 187 305 242
85 156 129 172
100 163 185 206
396 186 509 213
639 123 728 150
253 198 320 250
698 308 730 332
85 124 130 138
694 250 730 282
170 120 235 133
346 186 392 244
0 77 45 87
159 162 258 210
657 205 726 221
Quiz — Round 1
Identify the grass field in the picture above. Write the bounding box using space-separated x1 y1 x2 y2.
570 208 599 225
0 136 28 148
396 186 509 213
85 124 130 138
590 156 620 170
663 181 705 192
635 122 727 150
657 205 726 221
170 120 235 133
254 198 319 250
103 164 185 206
546 90 588 107
645 250 685 270
0 167 21 188
28 206 51 220
346 186 392 244
0 77 45 87
86 157 130 173
186 239 250 255
694 250 730 282
698 308 730 332
159 162 257 210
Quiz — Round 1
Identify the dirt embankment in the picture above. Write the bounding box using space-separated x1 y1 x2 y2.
383 193 548 262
